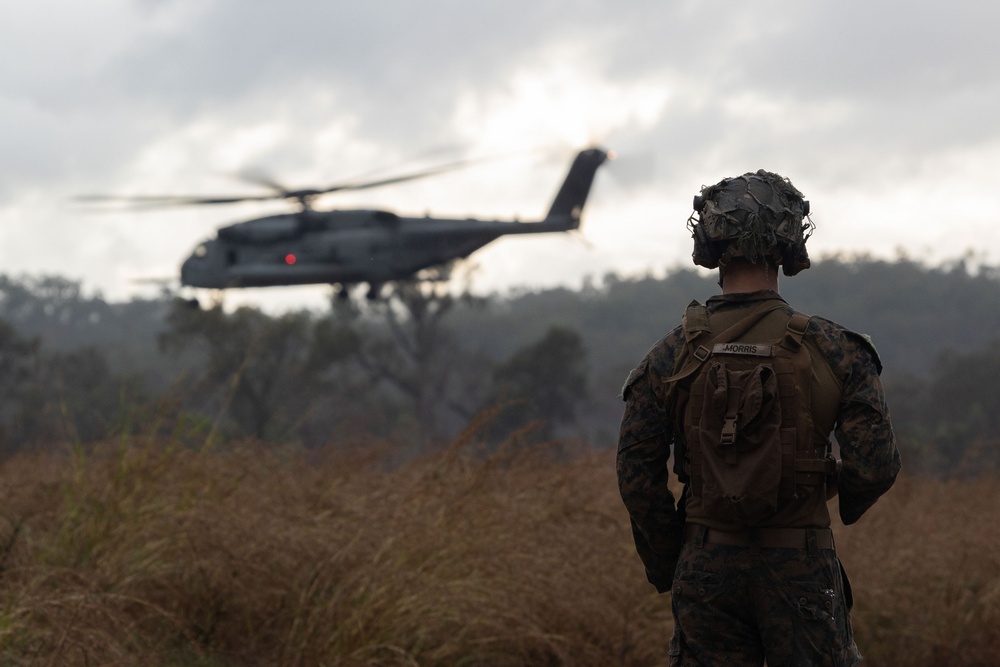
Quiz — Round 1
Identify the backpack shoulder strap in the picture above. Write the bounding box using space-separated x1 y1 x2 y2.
667 300 789 384
782 311 811 350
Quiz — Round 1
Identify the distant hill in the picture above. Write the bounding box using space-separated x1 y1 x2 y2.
452 256 1000 381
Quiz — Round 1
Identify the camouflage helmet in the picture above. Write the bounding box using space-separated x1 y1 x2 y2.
688 169 814 276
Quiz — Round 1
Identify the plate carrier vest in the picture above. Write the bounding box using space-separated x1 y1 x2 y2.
667 300 838 525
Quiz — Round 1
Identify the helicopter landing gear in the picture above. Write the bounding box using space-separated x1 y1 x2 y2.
333 283 351 300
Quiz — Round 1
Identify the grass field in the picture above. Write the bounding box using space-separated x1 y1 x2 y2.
0 432 995 666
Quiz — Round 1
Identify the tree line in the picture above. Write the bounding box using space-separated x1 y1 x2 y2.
0 277 588 460
1 256 999 473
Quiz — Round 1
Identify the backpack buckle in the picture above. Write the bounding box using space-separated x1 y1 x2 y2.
720 417 738 446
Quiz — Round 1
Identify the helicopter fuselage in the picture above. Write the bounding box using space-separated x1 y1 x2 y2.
181 210 575 288
179 147 608 291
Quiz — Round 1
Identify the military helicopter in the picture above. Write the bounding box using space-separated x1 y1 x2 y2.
86 147 610 299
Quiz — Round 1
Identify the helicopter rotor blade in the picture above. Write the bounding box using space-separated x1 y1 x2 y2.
234 168 291 195
308 156 496 196
72 151 523 210
73 193 286 208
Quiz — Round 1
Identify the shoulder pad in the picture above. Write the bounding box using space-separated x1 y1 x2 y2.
621 357 649 401
681 301 710 342
844 330 883 375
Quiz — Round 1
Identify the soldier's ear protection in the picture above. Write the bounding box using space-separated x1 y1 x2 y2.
691 195 722 268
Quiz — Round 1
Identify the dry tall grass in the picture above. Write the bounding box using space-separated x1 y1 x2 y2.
0 433 994 666
835 474 1000 667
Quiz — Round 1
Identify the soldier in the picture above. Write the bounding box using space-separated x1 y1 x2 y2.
617 170 900 666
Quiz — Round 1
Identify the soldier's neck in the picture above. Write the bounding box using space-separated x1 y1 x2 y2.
720 262 779 294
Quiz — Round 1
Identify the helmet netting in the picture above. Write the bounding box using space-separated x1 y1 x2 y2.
688 169 814 270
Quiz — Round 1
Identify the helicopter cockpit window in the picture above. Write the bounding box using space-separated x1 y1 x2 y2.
194 244 208 258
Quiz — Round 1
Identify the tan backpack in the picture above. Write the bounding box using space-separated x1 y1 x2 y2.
667 301 837 525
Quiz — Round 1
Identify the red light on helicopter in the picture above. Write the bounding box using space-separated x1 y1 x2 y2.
285 254 297 265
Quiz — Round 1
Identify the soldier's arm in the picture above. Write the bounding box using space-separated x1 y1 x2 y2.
832 332 902 524
617 353 683 593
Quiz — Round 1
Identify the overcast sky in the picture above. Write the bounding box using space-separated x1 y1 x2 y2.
4 0 999 310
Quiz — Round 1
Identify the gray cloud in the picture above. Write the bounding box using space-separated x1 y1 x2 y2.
3 0 999 302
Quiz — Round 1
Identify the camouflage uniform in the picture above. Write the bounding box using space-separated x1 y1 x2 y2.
617 290 900 666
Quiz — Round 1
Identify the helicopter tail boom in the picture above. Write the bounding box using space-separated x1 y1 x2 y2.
543 147 609 229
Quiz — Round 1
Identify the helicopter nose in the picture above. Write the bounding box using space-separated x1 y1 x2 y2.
180 242 223 288
181 253 216 288
180 257 196 286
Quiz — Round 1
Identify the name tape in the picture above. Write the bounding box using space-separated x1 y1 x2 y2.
712 343 773 357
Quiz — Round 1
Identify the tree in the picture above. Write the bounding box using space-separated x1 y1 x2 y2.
159 300 324 441
488 325 589 442
334 279 494 446
0 319 40 455
911 341 1000 473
